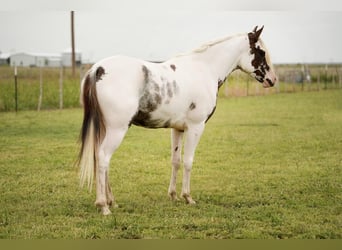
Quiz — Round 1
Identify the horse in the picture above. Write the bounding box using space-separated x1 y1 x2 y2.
78 26 277 215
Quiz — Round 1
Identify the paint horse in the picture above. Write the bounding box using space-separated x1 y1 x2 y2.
79 26 277 215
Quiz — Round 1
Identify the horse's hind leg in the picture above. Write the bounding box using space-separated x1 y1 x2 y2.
96 126 128 215
105 172 115 207
168 129 184 201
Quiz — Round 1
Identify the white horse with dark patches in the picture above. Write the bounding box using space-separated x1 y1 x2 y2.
79 26 277 215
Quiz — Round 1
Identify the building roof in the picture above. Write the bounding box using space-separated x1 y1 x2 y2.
11 52 61 58
62 48 81 54
0 53 11 59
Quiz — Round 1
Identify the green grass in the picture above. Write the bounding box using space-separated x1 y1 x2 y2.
0 90 341 239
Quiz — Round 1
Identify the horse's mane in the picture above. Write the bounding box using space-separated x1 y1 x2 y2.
174 32 273 68
191 34 240 53
175 33 244 57
258 38 273 70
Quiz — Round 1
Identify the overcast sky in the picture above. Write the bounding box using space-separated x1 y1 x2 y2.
1 0 342 64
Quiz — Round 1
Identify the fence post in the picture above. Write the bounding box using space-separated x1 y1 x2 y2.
255 81 260 95
324 64 328 90
14 65 18 112
37 66 43 111
301 64 304 91
59 64 63 109
317 69 321 91
246 75 249 96
338 67 342 88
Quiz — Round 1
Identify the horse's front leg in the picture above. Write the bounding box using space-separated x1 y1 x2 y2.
168 129 184 201
181 123 205 204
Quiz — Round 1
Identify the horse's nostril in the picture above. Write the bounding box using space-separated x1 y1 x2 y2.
266 78 274 87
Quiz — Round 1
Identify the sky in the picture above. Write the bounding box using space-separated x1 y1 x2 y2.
1 0 342 64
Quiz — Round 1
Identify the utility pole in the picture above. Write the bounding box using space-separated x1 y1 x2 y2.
71 11 76 78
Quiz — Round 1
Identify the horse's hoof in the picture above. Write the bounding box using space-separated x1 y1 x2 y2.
188 199 196 205
102 207 112 215
182 194 196 205
169 191 180 201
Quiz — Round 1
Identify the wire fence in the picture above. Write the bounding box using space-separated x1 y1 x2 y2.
0 64 341 112
221 64 342 97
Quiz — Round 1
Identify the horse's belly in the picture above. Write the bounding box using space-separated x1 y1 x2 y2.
131 105 186 130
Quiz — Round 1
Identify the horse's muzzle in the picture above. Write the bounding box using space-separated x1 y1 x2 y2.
263 76 277 88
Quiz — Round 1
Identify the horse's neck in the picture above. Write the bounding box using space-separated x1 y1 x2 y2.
192 34 248 82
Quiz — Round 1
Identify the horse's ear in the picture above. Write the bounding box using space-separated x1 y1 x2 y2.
249 25 264 44
255 25 264 40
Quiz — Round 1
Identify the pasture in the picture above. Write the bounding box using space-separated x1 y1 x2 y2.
0 90 341 239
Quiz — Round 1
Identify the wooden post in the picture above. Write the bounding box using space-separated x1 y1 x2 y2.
324 64 328 90
37 66 43 111
301 64 304 92
317 69 321 91
71 11 76 78
246 75 249 96
59 64 63 109
255 81 260 96
340 65 342 89
14 66 18 112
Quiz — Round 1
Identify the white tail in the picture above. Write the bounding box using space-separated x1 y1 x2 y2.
79 121 95 190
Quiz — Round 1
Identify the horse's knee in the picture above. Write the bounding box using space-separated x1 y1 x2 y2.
171 159 181 169
183 159 193 171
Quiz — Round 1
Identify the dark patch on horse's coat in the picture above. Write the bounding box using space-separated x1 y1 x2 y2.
142 65 149 82
153 83 160 92
248 26 270 83
131 65 175 129
131 112 171 129
189 102 196 110
95 66 105 82
170 64 176 71
138 65 163 112
163 119 171 128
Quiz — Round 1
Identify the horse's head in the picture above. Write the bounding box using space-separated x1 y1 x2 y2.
238 26 277 88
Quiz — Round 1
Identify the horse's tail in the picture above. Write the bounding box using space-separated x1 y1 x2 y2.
78 66 106 190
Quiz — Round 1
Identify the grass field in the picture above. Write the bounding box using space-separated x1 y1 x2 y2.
0 90 341 239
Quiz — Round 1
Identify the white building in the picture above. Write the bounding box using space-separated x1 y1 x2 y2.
0 53 11 65
8 50 82 67
10 52 61 67
61 49 82 67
